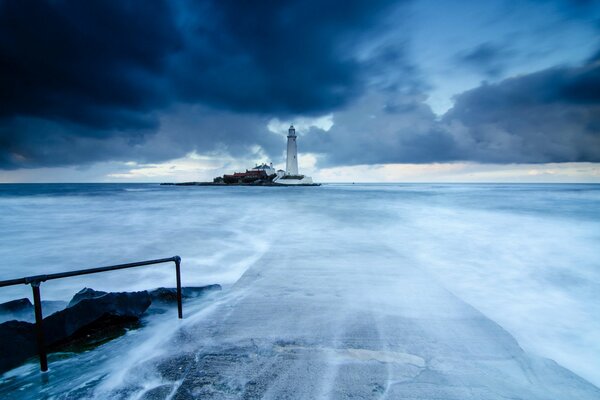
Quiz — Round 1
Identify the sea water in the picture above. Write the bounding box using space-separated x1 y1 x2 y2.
0 183 598 395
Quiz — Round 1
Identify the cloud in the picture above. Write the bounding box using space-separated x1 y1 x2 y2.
314 162 600 183
1 0 598 173
303 52 600 166
299 91 459 166
444 56 600 163
534 0 600 19
0 0 405 169
0 0 179 130
267 115 334 136
456 42 514 78
170 0 406 114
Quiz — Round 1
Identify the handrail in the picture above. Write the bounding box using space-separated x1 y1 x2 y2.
0 256 183 372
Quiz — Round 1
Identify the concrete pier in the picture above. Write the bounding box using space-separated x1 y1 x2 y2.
131 241 599 399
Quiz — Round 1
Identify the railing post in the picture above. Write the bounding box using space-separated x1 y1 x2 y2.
175 256 183 319
31 282 48 372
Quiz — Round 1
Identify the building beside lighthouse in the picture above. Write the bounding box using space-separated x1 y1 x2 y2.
273 124 314 185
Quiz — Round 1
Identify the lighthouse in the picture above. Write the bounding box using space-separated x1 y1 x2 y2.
286 124 299 175
272 124 316 185
209 121 317 186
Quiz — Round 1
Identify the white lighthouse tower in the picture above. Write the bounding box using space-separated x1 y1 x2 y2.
273 123 316 185
286 124 299 175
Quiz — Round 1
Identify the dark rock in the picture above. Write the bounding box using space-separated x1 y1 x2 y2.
57 314 141 353
0 298 34 323
45 290 151 344
0 298 32 313
149 285 221 303
0 299 68 323
41 300 69 317
0 285 220 372
0 290 151 373
182 284 221 298
68 287 107 307
0 320 37 372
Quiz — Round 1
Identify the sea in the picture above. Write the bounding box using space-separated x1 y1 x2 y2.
0 183 599 396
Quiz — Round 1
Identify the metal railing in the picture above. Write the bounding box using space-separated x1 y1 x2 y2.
0 256 182 372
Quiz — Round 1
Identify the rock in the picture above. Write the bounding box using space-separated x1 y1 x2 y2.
0 298 33 323
0 285 220 372
44 290 151 344
56 314 141 353
41 300 69 318
0 290 151 373
68 287 108 307
0 299 68 323
149 285 221 303
0 320 37 372
0 298 32 313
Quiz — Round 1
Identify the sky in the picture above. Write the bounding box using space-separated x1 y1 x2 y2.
0 0 599 183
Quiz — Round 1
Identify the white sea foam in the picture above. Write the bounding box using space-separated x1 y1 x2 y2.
0 183 598 397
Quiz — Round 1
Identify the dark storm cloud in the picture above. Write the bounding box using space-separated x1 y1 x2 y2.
443 57 600 163
0 0 402 169
0 0 179 131
300 90 461 166
303 53 600 166
535 0 600 18
1 0 598 172
171 0 404 113
456 42 514 78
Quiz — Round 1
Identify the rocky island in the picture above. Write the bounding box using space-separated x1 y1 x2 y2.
161 125 320 187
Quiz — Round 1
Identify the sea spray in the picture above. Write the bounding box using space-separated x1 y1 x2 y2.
0 183 599 397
